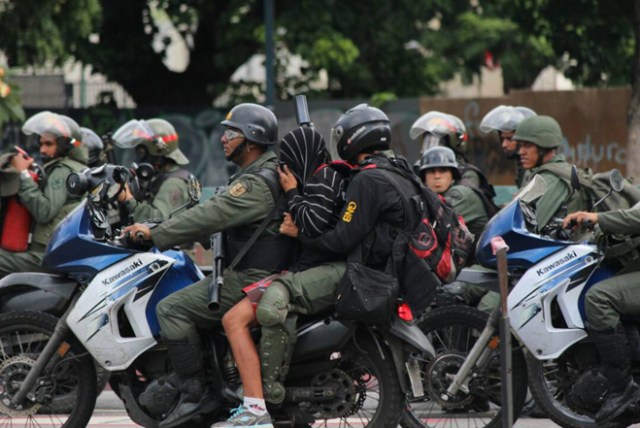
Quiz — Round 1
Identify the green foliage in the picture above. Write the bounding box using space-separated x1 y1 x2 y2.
0 0 636 106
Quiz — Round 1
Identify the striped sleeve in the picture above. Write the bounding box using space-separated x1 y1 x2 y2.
286 166 345 237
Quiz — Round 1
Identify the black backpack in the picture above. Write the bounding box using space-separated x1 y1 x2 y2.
372 160 474 313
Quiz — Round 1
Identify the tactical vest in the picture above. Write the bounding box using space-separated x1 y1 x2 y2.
144 167 191 202
225 167 297 273
32 158 87 248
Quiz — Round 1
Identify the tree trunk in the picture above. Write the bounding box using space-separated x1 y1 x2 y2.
627 0 640 182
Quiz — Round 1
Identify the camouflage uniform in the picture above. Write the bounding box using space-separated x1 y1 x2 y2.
0 146 87 278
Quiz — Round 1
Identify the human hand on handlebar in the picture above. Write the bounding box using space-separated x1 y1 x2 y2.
563 211 599 230
121 223 151 242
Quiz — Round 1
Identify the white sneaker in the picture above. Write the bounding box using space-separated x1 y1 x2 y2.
210 405 274 428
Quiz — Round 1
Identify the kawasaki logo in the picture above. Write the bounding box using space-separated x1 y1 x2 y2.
536 251 577 276
102 259 144 285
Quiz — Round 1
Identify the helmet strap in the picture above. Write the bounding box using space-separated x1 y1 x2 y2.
226 139 248 162
535 147 551 168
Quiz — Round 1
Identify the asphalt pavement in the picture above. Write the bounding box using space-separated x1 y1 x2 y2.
11 391 575 427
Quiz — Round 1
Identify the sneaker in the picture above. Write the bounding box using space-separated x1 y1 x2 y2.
210 405 274 428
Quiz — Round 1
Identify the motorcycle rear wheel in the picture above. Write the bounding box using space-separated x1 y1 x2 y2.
0 311 97 428
402 305 528 428
299 334 404 428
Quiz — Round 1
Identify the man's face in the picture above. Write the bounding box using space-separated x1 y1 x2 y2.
39 133 58 160
425 167 454 194
500 130 517 156
518 141 541 170
221 127 245 162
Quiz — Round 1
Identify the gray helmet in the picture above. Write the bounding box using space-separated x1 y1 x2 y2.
112 118 189 165
513 116 562 149
22 111 82 156
221 103 277 145
332 104 391 161
479 105 537 134
410 111 468 154
79 127 104 167
418 146 461 180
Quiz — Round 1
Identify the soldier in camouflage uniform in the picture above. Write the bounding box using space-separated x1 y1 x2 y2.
114 118 193 223
122 103 296 428
0 111 87 278
479 105 537 189
515 115 588 233
418 146 489 238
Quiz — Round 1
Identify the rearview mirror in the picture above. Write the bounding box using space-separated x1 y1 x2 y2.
610 169 624 193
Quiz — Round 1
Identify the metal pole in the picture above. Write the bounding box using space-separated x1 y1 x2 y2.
264 0 275 109
492 236 513 427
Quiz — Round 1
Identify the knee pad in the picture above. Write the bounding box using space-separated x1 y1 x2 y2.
256 282 290 327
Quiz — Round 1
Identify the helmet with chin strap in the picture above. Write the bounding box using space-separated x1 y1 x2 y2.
513 116 562 149
418 146 461 180
221 103 278 146
332 104 391 161
410 111 468 155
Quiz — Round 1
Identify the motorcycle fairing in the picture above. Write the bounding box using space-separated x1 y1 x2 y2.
509 243 600 360
0 272 77 313
68 252 175 370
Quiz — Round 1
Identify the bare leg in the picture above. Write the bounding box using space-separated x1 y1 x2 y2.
222 297 263 398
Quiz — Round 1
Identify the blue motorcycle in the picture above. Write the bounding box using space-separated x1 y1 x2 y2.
403 171 639 428
0 164 433 428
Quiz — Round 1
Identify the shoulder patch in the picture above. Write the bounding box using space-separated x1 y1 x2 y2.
229 181 248 197
51 176 64 190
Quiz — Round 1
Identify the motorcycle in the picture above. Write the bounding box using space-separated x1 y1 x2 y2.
402 168 640 428
0 164 432 428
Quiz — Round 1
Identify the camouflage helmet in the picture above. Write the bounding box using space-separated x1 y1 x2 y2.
221 103 278 145
513 116 563 149
410 111 468 154
418 146 461 180
112 118 189 165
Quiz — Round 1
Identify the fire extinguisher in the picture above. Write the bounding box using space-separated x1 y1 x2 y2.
0 148 40 252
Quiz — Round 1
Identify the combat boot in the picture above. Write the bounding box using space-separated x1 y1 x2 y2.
591 329 640 422
160 337 217 427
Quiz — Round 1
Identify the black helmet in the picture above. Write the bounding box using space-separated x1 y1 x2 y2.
332 104 391 161
418 146 461 180
79 127 104 167
221 103 277 145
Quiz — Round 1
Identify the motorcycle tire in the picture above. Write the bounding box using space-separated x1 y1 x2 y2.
297 334 404 428
527 351 628 428
401 305 528 428
0 311 97 428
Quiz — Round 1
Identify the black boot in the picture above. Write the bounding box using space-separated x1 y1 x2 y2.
160 337 217 428
591 329 640 423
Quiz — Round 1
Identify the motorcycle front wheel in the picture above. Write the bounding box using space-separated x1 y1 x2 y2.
402 305 528 428
0 311 97 428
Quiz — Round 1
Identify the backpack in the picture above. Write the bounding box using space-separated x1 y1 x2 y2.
459 163 499 218
373 159 474 313
537 163 640 270
536 163 640 213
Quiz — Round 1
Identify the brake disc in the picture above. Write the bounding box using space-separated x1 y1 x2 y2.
0 355 42 417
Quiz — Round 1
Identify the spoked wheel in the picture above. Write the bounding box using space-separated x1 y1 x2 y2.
526 342 630 428
0 311 97 428
304 336 404 428
402 305 528 428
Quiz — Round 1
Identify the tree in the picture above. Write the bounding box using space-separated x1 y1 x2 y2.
0 1 454 107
